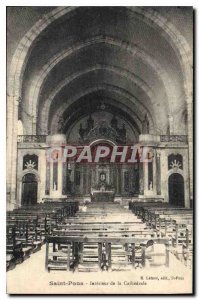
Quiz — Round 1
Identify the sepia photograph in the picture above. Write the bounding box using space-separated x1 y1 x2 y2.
6 5 193 294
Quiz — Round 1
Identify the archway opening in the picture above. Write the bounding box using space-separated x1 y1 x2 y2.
22 173 38 206
168 173 185 207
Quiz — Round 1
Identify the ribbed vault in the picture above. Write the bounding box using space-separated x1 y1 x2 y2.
8 7 193 140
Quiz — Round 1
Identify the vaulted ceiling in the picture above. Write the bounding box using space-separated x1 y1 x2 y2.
7 7 193 139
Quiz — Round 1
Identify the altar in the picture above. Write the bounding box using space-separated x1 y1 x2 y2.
90 188 115 202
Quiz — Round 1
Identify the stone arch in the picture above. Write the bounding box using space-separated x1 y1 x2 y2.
8 7 192 99
167 168 184 178
65 110 138 144
28 37 170 125
21 168 40 182
48 85 154 135
39 66 157 134
89 139 117 147
127 7 192 85
38 62 155 115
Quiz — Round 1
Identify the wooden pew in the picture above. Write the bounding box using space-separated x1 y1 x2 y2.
45 236 169 272
129 202 193 267
6 226 23 271
6 201 79 271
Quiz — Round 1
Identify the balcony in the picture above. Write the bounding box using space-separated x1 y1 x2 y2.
139 134 188 144
17 134 188 145
160 135 188 143
17 135 47 143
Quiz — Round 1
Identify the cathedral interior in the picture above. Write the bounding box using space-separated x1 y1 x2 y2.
6 7 193 286
7 7 193 209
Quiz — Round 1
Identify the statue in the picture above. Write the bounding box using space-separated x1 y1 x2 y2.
79 115 94 141
87 115 94 131
142 114 149 134
53 182 57 191
139 178 144 194
79 123 85 139
111 115 118 129
166 123 170 135
168 114 174 135
120 123 126 140
100 184 106 192
149 181 153 191
57 116 65 133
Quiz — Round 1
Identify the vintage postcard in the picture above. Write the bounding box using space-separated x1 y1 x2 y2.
6 6 193 294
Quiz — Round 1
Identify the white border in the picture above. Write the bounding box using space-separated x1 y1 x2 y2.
1 2 197 299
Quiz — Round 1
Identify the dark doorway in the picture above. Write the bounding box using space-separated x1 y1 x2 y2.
22 173 38 206
168 173 185 207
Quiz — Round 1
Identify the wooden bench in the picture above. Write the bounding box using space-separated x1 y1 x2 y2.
45 236 169 272
6 201 79 271
129 202 193 267
6 226 24 271
45 201 170 272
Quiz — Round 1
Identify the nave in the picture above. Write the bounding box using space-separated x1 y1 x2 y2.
7 200 193 274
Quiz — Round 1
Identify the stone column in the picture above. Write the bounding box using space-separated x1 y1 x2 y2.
58 155 63 195
152 149 156 193
16 150 23 207
39 150 47 201
71 163 75 194
50 160 56 195
87 166 91 195
32 116 37 135
50 154 63 197
142 147 155 197
7 95 19 210
117 165 121 195
139 162 144 195
186 93 193 203
143 161 148 195
62 161 67 195
47 134 66 198
45 155 50 195
80 165 84 194
156 150 161 195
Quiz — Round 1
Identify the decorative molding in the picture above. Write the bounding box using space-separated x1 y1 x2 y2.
160 135 188 143
169 159 182 171
18 135 47 143
24 160 36 170
79 118 127 144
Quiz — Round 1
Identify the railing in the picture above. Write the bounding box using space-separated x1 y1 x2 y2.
17 135 188 144
160 135 188 143
17 135 47 143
